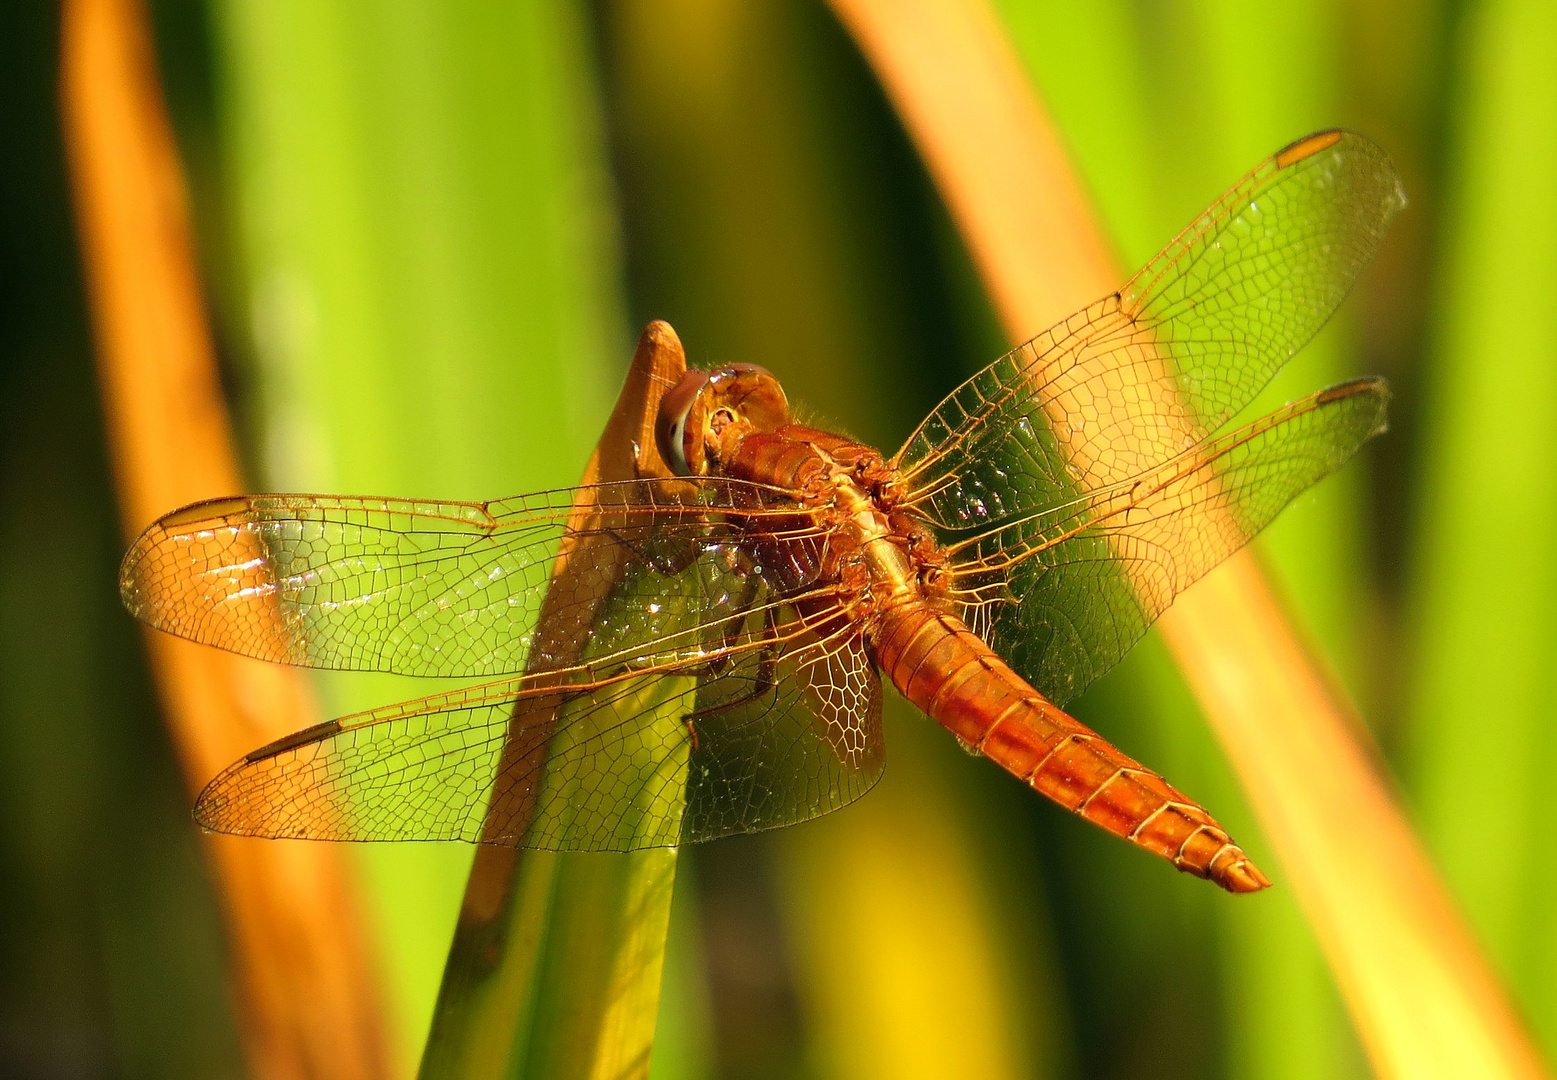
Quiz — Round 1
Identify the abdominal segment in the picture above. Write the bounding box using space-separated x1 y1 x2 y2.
872 602 1270 893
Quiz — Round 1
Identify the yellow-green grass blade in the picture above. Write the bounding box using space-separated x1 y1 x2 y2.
210 1 656 1073
420 669 692 1079
1405 0 1557 1061
992 1 1375 1076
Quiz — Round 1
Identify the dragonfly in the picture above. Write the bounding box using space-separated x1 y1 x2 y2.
121 130 1403 894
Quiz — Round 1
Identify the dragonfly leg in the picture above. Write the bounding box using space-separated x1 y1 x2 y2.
681 604 784 733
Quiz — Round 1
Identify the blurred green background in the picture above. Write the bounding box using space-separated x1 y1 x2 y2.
3 0 1554 1078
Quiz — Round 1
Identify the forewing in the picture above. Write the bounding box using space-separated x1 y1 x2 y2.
192 585 884 851
895 130 1403 531
951 379 1387 704
120 477 811 678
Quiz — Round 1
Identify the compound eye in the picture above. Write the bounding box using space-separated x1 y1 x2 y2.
655 368 710 476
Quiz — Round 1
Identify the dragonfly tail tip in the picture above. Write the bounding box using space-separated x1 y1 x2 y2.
1215 852 1273 894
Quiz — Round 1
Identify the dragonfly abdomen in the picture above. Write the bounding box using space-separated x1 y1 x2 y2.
871 601 1271 893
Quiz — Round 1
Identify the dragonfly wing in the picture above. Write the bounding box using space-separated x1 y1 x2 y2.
681 613 883 844
951 379 1387 704
894 130 1403 531
193 548 883 849
120 477 812 678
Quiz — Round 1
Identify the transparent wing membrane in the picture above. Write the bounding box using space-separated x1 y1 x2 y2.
120 477 815 679
951 379 1387 703
896 131 1400 702
896 131 1402 530
194 553 884 849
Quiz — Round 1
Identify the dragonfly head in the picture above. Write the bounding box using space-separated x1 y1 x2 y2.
657 364 790 476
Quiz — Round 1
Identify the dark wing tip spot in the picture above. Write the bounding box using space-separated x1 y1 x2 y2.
243 719 344 764
1274 128 1345 169
1314 375 1389 406
158 494 252 530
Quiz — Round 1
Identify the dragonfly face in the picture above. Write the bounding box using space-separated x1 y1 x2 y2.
121 130 1403 893
657 363 790 477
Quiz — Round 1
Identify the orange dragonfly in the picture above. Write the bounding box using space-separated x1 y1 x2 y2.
121 130 1402 893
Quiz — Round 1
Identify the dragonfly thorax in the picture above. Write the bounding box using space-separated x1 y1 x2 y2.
718 424 955 632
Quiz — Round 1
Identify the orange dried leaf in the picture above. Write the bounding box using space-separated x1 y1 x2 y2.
60 0 390 1075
